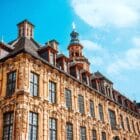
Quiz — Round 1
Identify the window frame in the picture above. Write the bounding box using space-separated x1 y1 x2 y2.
98 104 104 121
28 112 38 140
108 109 116 130
65 88 72 110
101 132 106 140
3 112 14 140
6 71 16 96
49 118 57 140
66 123 73 140
30 72 39 96
92 129 97 140
49 81 57 103
78 95 85 114
89 100 95 117
80 126 86 140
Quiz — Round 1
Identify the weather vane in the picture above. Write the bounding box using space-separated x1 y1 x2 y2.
72 22 76 31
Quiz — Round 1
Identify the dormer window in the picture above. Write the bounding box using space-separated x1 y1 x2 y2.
50 52 55 65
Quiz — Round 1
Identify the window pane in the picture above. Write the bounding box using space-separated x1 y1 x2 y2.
99 104 104 121
92 130 97 140
102 132 106 140
3 112 13 140
78 95 84 114
49 118 57 140
28 112 38 140
90 100 95 117
65 89 72 109
30 72 39 96
6 71 16 96
109 109 116 129
66 123 73 140
49 82 56 103
80 127 86 140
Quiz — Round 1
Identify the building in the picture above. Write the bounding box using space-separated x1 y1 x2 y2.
0 20 140 140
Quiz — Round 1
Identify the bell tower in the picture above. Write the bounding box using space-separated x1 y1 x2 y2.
68 24 90 72
17 19 34 39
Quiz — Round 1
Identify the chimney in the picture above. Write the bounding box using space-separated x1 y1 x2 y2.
17 19 34 39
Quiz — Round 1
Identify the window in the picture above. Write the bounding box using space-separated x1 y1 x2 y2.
120 115 124 130
98 104 104 121
65 89 72 110
3 112 13 140
6 71 16 96
101 132 106 140
90 100 95 117
78 95 85 114
30 72 39 96
66 123 73 140
49 118 57 140
50 52 54 65
28 112 38 140
126 117 130 131
136 122 140 134
92 129 97 140
132 120 136 133
80 127 86 140
108 109 116 129
49 81 56 103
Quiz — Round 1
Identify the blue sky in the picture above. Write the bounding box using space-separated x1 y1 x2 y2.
0 0 140 101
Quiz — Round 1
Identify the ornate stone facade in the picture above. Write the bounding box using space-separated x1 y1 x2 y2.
0 20 140 140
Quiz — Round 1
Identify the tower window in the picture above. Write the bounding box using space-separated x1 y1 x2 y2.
6 71 16 96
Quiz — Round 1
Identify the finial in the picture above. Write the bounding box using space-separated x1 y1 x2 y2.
72 22 76 31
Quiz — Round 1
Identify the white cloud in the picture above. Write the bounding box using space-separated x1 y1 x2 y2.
107 37 140 74
71 0 140 28
81 40 102 51
81 40 110 66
